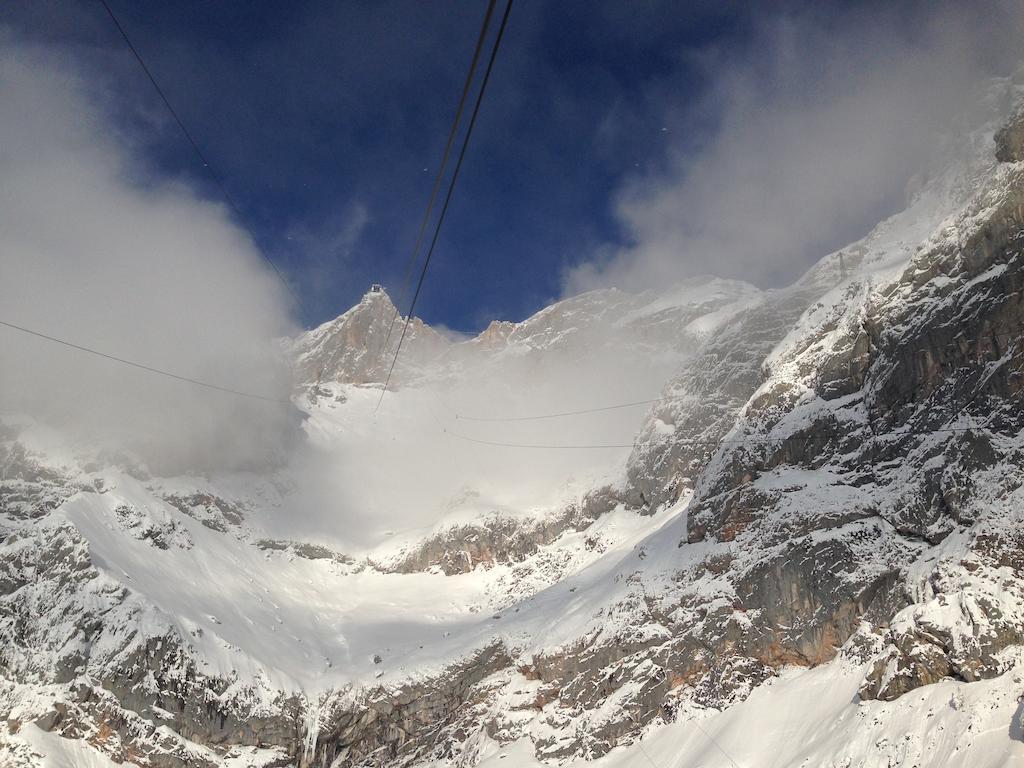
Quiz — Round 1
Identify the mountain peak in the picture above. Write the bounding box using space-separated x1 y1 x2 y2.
291 287 448 388
361 283 393 304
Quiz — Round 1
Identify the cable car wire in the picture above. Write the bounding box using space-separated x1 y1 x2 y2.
377 0 514 412
96 0 298 304
380 0 498 356
0 319 290 404
454 399 661 422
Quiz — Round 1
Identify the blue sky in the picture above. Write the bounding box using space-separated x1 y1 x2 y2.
1 0 751 330
4 1 1022 330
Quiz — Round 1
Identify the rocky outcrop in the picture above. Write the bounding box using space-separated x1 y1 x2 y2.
256 538 355 565
861 524 1024 701
0 440 85 527
471 320 516 352
378 486 634 575
308 644 513 768
625 285 823 512
995 110 1024 162
162 493 247 533
0 517 306 766
381 514 580 576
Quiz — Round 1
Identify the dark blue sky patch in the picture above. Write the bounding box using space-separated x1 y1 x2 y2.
4 0 1019 330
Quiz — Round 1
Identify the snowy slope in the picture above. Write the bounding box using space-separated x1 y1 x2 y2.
462 652 1024 768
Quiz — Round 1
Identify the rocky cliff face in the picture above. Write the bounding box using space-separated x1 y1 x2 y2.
5 80 1024 768
291 289 450 391
612 74 1024 722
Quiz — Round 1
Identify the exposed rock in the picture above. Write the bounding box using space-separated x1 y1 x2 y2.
163 492 247 533
291 289 449 390
0 441 82 524
256 538 355 565
995 110 1024 162
378 490 625 575
114 504 193 550
308 644 513 767
625 286 823 513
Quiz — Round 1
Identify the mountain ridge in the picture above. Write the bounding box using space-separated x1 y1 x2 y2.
4 74 1024 768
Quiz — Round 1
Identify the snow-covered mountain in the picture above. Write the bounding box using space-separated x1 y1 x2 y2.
5 74 1024 768
291 288 450 389
291 273 759 398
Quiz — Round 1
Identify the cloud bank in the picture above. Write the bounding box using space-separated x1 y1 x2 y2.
566 1 1024 295
0 38 298 473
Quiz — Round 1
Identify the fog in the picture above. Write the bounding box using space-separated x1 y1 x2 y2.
258 276 759 550
282 299 709 549
0 40 298 473
566 1 1024 294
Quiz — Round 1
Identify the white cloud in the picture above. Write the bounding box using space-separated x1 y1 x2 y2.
0 39 299 473
566 1 1024 295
